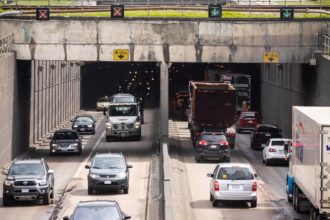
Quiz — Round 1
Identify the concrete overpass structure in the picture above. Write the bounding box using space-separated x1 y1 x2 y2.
1 18 330 164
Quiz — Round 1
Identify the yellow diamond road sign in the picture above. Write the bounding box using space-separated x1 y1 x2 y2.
113 49 129 61
263 51 279 63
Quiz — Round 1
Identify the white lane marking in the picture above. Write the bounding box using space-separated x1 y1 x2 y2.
73 130 105 179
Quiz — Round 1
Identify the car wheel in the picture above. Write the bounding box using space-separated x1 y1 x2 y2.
212 199 218 207
88 188 94 195
3 194 11 207
135 135 141 141
43 191 50 205
251 199 257 208
50 186 54 199
209 193 213 202
265 160 270 166
106 136 111 142
123 188 129 194
92 131 95 135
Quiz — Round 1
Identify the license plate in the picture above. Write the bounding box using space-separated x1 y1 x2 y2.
120 132 127 137
80 128 85 131
22 189 29 193
265 134 271 137
210 145 217 149
104 180 112 185
248 120 253 123
229 184 243 191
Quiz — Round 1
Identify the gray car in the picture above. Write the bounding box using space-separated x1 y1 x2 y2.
207 163 258 208
85 153 132 195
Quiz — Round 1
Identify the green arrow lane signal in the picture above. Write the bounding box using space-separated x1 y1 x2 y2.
280 7 294 19
208 4 222 18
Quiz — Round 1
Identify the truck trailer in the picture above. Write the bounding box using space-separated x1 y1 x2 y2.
287 106 330 220
188 81 236 145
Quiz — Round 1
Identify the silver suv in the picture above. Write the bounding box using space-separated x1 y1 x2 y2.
2 158 54 206
85 153 132 195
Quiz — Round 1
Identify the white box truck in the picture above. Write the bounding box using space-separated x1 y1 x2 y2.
287 106 330 220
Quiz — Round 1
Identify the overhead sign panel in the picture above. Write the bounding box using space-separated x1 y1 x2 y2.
280 7 294 19
263 51 279 63
36 8 50 21
208 4 222 18
113 49 129 61
111 5 124 18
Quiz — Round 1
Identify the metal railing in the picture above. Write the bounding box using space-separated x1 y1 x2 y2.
0 32 14 57
322 34 330 56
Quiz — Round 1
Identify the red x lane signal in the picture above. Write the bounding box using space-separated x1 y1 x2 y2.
36 8 50 20
111 5 124 18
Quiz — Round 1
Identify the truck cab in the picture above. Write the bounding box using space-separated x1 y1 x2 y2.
104 94 142 141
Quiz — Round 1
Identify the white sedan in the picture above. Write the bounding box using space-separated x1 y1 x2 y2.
262 138 292 166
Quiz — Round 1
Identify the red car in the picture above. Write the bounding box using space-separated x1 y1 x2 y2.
236 111 262 133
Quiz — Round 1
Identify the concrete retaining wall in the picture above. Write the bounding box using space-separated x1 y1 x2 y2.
0 53 16 164
0 19 327 63
29 60 81 145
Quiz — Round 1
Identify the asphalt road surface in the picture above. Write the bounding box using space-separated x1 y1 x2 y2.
168 119 308 220
0 108 160 220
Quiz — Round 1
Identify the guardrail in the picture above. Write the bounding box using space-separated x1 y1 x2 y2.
0 33 14 57
1 0 330 7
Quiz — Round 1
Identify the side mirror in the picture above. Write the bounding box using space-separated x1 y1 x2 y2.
70 119 74 122
48 169 54 174
254 173 258 178
48 136 53 140
2 169 8 175
124 214 131 219
207 173 213 178
79 136 83 139
63 216 70 220
261 144 266 148
127 165 133 169
85 165 90 169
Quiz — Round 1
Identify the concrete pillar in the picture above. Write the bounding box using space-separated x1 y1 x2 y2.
160 62 169 138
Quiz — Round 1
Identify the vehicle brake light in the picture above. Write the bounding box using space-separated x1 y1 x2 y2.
214 181 220 191
269 148 277 152
252 182 257 192
220 141 229 147
198 140 208 146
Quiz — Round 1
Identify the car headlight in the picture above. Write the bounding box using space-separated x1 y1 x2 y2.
116 173 126 179
71 143 78 147
37 179 47 186
134 122 141 129
106 122 112 129
73 124 78 128
87 124 93 128
51 143 58 147
89 173 100 179
4 179 14 186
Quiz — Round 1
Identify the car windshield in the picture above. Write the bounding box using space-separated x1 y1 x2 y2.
92 157 126 169
109 105 137 116
9 163 45 175
112 96 136 103
217 167 254 180
201 134 226 142
271 141 285 146
53 132 79 140
98 97 110 102
73 206 121 220
75 117 93 123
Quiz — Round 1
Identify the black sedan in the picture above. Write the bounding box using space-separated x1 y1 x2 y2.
49 129 83 155
71 115 96 134
63 200 131 220
250 124 282 150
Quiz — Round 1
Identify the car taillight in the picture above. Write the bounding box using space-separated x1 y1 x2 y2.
252 182 257 192
220 141 229 148
240 119 246 125
269 148 277 152
226 133 235 138
198 140 208 146
214 181 220 191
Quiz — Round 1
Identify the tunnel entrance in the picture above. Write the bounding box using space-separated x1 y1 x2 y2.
81 62 160 110
169 63 261 120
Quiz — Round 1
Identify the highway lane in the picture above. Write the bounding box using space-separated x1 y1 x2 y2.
168 120 308 220
0 108 159 220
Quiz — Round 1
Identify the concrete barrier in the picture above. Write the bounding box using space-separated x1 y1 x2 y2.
162 142 174 220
